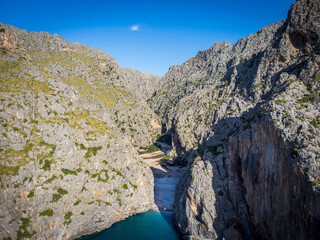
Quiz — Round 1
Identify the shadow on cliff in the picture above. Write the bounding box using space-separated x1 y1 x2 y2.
173 106 262 239
173 103 320 240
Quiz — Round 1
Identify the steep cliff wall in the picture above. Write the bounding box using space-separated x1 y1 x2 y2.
150 0 320 239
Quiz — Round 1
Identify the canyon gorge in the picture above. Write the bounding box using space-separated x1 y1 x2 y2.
0 0 320 239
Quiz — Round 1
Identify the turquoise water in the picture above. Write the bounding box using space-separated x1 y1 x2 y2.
78 210 181 240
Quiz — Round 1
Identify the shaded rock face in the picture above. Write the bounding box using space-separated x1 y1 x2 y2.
150 0 320 239
286 0 320 52
228 121 320 240
0 24 158 239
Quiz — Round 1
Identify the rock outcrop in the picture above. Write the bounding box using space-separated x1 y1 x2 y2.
149 0 320 239
0 24 159 239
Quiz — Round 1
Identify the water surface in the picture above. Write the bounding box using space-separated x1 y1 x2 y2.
79 210 181 240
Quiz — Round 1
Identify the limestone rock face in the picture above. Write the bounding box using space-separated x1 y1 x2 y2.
119 67 161 100
227 121 320 240
0 24 157 239
150 0 320 239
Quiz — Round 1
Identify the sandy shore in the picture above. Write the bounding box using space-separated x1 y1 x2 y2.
140 150 185 212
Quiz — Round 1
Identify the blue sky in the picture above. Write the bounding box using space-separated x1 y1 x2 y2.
2 0 295 76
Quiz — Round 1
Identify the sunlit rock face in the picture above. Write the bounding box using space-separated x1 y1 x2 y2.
150 0 320 239
0 23 160 239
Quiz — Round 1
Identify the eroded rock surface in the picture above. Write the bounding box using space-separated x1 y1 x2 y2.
150 0 320 239
0 24 160 239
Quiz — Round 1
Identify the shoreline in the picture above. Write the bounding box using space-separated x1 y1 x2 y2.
139 149 184 214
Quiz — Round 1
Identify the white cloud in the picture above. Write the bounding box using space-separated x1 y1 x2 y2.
130 25 139 31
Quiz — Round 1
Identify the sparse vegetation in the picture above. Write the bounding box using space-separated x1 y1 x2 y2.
85 146 102 159
42 159 52 171
97 170 109 182
275 99 287 104
52 188 68 202
117 197 122 206
27 191 34 198
140 144 160 153
311 119 318 128
61 168 78 175
74 199 81 206
313 71 320 82
44 175 57 184
16 218 36 240
63 211 73 226
39 209 54 217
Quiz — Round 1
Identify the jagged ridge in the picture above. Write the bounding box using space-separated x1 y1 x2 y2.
149 0 320 239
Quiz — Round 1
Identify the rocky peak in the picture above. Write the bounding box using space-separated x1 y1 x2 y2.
286 0 320 52
149 0 320 239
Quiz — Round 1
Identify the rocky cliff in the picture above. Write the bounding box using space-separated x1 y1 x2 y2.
0 24 160 239
149 0 320 239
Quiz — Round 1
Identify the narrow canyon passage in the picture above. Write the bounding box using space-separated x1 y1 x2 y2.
139 149 185 211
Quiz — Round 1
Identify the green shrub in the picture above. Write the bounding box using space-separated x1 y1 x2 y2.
63 211 73 226
52 194 62 202
129 181 137 189
311 119 318 128
74 199 81 206
161 155 170 161
313 71 320 82
30 119 38 124
61 168 77 175
57 188 68 195
122 184 128 189
117 197 122 206
85 146 102 159
39 209 53 217
44 175 57 184
102 160 108 165
16 218 36 240
141 144 160 153
42 159 52 171
275 99 287 104
297 96 311 104
52 188 68 202
191 156 201 168
27 191 34 198
97 170 109 182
